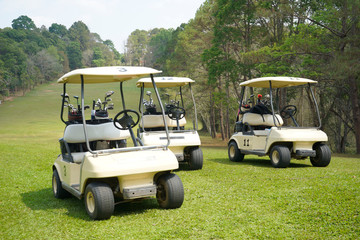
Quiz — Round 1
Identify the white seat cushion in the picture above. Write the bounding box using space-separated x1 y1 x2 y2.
140 115 186 128
242 113 283 126
63 122 130 143
71 152 85 163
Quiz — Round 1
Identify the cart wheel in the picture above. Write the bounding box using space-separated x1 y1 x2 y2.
85 182 114 220
156 173 184 209
52 169 70 199
270 145 291 168
228 141 244 162
310 144 331 167
188 147 203 170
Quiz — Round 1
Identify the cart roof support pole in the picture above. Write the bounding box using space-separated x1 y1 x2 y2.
269 81 279 128
189 83 198 130
150 74 170 148
61 83 67 124
309 83 322 129
81 75 95 154
139 84 145 132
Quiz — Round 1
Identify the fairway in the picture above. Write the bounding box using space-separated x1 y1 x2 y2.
0 81 359 239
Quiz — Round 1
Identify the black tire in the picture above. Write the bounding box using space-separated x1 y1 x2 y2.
52 169 70 199
310 144 331 167
228 141 244 162
84 182 114 220
270 145 291 168
188 147 203 170
156 173 184 209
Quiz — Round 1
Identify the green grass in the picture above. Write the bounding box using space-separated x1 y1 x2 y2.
0 81 359 239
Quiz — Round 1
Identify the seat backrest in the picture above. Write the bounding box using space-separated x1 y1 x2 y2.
63 122 130 143
242 113 283 127
140 115 186 128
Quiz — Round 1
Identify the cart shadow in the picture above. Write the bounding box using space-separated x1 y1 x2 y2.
21 188 162 221
208 158 311 168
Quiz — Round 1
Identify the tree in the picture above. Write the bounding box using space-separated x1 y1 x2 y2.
11 15 37 30
144 28 173 69
125 29 149 66
202 0 257 139
68 21 91 51
49 23 67 38
166 0 216 135
304 0 360 153
66 41 82 70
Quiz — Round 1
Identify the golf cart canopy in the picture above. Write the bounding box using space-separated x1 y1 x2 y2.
137 77 195 88
58 66 162 84
240 77 317 88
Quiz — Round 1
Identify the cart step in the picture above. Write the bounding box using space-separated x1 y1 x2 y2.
241 149 266 156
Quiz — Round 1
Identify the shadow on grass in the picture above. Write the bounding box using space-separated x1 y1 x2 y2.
21 188 162 220
208 157 311 168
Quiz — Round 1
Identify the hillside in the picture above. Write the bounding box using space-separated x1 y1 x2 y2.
0 78 140 143
0 15 122 99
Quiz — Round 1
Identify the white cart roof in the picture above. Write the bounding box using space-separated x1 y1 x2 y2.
57 66 162 84
137 77 195 88
240 77 317 88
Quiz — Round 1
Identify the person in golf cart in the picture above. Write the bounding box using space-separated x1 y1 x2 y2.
53 67 184 220
136 77 203 170
228 76 331 168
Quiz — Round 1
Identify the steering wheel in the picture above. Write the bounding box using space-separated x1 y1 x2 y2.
168 106 186 120
280 105 297 119
113 109 140 130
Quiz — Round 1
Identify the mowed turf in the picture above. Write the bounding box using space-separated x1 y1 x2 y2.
0 80 359 239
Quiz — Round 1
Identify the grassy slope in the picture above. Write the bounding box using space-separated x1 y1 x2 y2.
0 81 359 239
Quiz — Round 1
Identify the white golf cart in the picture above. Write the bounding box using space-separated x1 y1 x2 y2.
52 66 184 220
136 77 203 170
228 77 331 168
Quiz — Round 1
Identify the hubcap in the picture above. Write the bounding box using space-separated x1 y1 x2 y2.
272 150 280 164
229 146 235 158
86 192 95 213
52 175 57 194
157 184 166 202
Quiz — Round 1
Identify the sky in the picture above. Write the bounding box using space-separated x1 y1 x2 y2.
0 0 206 53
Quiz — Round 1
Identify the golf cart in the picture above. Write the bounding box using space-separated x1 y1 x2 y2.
228 77 331 168
52 66 184 220
136 77 203 170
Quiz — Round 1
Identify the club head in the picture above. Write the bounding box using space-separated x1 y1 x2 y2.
73 95 79 100
105 91 114 98
61 93 69 99
146 91 152 96
107 106 114 110
106 98 112 102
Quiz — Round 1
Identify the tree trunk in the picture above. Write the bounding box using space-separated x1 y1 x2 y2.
210 89 216 138
226 85 231 138
219 102 225 140
348 77 360 153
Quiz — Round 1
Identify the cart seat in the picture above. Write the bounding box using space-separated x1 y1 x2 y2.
63 122 130 143
71 152 85 163
140 115 186 128
242 113 283 127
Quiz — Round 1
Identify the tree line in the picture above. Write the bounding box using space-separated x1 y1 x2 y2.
124 0 360 154
0 15 123 96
